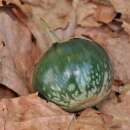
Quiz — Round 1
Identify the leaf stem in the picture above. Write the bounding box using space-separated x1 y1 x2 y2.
40 18 61 43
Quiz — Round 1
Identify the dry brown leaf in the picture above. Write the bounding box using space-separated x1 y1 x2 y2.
0 99 7 130
0 0 20 4
110 0 130 16
95 4 116 24
0 84 17 98
31 0 72 30
0 34 29 95
13 0 64 26
0 94 74 130
54 9 77 40
75 27 110 44
122 20 130 36
70 108 108 130
77 2 101 27
21 0 57 7
0 0 32 16
103 33 130 83
21 0 77 52
77 1 115 27
92 0 111 5
4 0 74 53
0 11 41 94
98 88 130 130
110 0 130 37
108 0 130 37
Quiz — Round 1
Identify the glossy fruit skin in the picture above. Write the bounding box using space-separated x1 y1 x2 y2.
33 38 113 112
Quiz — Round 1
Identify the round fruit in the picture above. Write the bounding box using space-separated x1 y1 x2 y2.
33 38 113 112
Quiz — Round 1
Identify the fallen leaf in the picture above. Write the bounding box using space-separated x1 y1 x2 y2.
0 99 7 130
31 0 72 30
104 33 130 83
20 0 56 7
119 84 130 94
95 4 116 24
0 94 74 130
0 11 41 94
0 33 29 95
98 88 130 130
0 0 32 17
109 0 130 37
22 0 76 52
77 2 101 27
92 0 111 5
70 108 108 130
75 26 111 44
77 1 115 28
54 9 77 40
110 0 130 16
0 84 17 98
122 20 130 36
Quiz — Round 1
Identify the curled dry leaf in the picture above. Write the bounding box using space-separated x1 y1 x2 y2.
75 27 130 83
0 11 41 94
70 108 108 130
23 0 77 52
75 27 111 44
92 0 111 5
95 4 116 24
110 0 130 16
55 9 77 40
18 0 42 6
0 0 32 16
110 0 130 37
0 94 74 130
77 2 101 27
9 0 74 52
0 0 20 4
0 84 17 99
77 1 115 27
11 0 65 27
0 32 29 96
0 0 77 95
0 99 7 130
98 87 130 130
118 84 130 94
122 20 130 36
31 0 72 30
103 33 130 83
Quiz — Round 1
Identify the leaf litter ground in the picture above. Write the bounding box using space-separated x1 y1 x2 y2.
0 0 130 130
